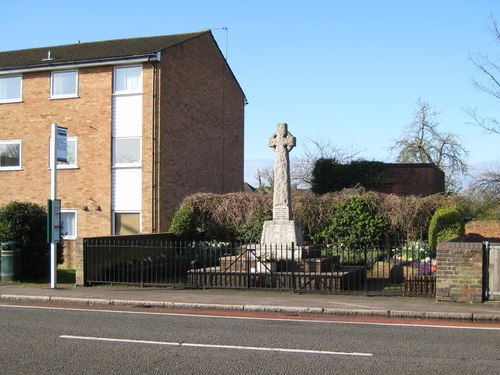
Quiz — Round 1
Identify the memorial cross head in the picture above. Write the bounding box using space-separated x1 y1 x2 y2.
268 123 296 152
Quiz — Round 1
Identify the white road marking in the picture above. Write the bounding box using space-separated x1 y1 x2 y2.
2 303 500 331
60 334 373 357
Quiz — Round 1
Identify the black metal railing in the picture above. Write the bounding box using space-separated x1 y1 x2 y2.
83 235 436 296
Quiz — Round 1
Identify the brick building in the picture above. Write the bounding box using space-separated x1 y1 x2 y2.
0 31 245 251
372 163 445 196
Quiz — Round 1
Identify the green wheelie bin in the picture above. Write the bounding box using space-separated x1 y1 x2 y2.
0 241 21 281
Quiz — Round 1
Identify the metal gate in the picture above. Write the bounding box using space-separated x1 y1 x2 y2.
484 242 500 301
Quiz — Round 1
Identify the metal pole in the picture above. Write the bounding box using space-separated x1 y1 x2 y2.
50 123 57 289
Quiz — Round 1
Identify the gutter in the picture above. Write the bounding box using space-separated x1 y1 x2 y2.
0 52 161 75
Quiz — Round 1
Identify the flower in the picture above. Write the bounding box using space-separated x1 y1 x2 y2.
411 259 437 275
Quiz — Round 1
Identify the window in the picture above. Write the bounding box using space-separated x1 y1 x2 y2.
60 210 77 240
114 66 142 94
0 140 21 170
114 212 140 235
113 138 141 166
0 75 22 103
50 137 78 169
51 70 78 98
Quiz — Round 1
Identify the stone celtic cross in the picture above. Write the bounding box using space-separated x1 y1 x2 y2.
268 123 296 221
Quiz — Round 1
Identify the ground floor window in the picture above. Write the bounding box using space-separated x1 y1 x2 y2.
50 136 78 169
0 140 21 170
114 212 141 235
61 209 77 240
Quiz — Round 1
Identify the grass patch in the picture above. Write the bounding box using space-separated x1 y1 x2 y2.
57 268 76 284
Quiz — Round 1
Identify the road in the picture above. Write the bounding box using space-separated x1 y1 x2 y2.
1 304 500 374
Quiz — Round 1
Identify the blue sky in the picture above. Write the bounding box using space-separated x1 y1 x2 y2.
2 0 499 186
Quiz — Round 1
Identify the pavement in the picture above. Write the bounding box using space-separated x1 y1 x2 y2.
1 283 500 322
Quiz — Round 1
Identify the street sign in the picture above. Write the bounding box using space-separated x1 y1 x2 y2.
56 125 68 162
47 199 61 243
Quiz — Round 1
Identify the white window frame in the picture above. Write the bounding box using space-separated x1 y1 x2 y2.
49 136 78 169
112 137 142 167
113 65 142 95
60 209 77 240
0 139 22 171
0 75 22 103
51 70 78 99
113 211 142 235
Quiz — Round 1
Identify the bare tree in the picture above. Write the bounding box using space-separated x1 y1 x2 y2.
470 164 500 197
254 165 274 192
390 99 468 193
467 17 500 134
466 17 500 197
291 138 360 189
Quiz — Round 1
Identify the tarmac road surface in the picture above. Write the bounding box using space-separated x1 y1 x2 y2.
1 304 500 374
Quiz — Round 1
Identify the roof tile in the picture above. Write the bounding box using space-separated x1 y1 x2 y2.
0 31 208 71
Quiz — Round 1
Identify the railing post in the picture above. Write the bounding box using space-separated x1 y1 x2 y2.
291 242 296 292
483 241 490 301
247 245 251 290
203 241 208 289
364 245 368 295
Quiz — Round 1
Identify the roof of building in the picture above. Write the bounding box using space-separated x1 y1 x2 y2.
0 30 209 71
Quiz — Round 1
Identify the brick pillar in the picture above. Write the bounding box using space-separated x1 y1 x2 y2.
75 238 85 286
436 240 484 303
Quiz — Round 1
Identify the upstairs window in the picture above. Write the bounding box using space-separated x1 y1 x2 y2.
0 140 21 170
113 137 141 167
51 70 78 98
0 75 22 103
114 66 142 94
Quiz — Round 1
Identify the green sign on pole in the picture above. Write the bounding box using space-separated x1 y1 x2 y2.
47 199 61 244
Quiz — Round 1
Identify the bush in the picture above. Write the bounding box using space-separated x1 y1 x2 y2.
169 193 272 241
236 213 272 243
168 202 199 238
428 207 465 253
311 159 386 194
0 201 55 280
169 190 458 244
321 195 389 245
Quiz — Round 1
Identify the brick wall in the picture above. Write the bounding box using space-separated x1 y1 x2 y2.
157 32 245 231
372 163 445 196
0 66 114 239
436 240 484 303
465 220 500 240
75 238 84 285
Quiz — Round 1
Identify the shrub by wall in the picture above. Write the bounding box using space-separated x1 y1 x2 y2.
320 195 388 245
428 207 465 253
311 159 386 194
169 190 458 243
0 201 56 279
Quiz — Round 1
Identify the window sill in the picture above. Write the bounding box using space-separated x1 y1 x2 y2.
0 99 23 104
48 166 79 170
57 166 79 170
0 167 22 171
50 95 79 100
112 91 143 96
112 165 142 169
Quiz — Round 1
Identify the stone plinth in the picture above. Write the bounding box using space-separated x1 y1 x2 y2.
260 220 303 260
